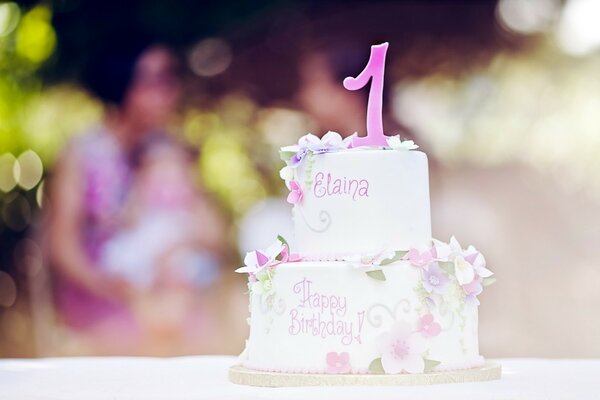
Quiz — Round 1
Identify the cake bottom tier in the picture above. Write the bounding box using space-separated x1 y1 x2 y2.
242 261 484 374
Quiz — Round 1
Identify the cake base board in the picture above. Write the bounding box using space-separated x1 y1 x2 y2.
229 362 501 387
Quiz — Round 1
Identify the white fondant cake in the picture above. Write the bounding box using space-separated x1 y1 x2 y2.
236 132 495 376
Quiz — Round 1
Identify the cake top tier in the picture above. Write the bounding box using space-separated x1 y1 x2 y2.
277 41 431 258
279 134 431 259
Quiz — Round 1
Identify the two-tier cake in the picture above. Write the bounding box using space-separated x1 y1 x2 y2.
232 43 497 385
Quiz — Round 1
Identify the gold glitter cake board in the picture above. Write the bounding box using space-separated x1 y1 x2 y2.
229 362 501 387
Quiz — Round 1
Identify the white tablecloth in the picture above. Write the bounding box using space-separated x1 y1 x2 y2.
0 356 596 400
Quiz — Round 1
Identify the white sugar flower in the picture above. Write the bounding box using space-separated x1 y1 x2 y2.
301 131 355 154
386 135 419 151
432 236 463 261
454 255 475 285
346 249 396 271
279 165 295 186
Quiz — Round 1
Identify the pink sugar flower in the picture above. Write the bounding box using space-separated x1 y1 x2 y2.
286 181 303 204
278 245 302 263
418 313 441 337
235 240 286 275
406 248 434 267
326 352 351 374
376 321 427 374
463 275 483 306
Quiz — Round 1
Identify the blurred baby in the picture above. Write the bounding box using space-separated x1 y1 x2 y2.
100 139 219 290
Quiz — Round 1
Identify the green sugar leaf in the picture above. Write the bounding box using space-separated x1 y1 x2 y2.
423 358 441 373
366 270 386 281
439 261 455 275
380 250 408 266
279 150 295 162
368 357 385 374
482 277 497 287
277 234 290 250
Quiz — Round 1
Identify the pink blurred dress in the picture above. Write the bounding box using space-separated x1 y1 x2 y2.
55 128 138 334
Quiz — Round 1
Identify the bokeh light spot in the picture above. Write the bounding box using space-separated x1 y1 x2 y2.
200 134 265 215
16 150 43 190
15 5 56 64
0 153 18 192
36 179 45 208
257 108 314 148
188 38 232 77
496 0 560 35
0 271 17 308
556 0 600 55
0 2 20 37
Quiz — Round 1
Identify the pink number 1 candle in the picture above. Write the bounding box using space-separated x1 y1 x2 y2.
343 42 390 147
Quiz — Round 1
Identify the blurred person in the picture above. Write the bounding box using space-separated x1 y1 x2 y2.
47 38 225 354
297 48 365 136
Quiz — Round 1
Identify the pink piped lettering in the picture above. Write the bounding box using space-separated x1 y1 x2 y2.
312 171 369 201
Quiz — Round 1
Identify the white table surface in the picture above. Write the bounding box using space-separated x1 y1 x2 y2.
0 356 596 400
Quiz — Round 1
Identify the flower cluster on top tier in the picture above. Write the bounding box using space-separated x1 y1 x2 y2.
278 131 418 204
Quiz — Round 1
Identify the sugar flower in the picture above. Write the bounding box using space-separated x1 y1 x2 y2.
286 181 303 204
347 248 396 271
253 272 275 296
325 352 351 374
386 135 419 151
463 275 483 306
421 263 450 295
235 239 288 275
289 147 309 167
406 247 434 267
432 236 463 260
279 165 295 182
280 132 355 170
302 131 355 154
376 321 427 374
417 313 441 337
463 245 493 279
454 255 475 285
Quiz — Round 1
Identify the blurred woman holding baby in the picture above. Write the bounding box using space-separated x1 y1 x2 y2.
46 35 226 354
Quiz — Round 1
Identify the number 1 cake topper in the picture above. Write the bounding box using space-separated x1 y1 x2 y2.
343 42 390 147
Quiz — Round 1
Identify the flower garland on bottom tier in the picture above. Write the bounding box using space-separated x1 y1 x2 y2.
236 235 494 306
349 237 495 307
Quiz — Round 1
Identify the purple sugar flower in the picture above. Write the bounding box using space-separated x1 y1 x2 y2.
421 263 449 295
289 147 308 167
281 132 355 170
